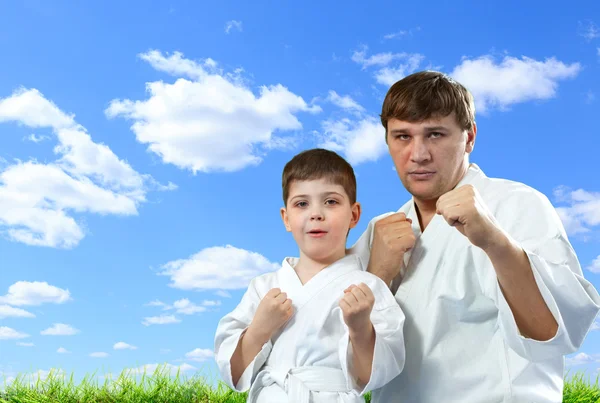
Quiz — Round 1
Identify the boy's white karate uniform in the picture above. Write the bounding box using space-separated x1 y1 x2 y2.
350 164 600 403
214 254 406 402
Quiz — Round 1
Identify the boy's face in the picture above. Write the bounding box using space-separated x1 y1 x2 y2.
280 178 361 264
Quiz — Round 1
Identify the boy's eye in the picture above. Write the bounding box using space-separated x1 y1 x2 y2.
296 201 308 207
326 199 338 205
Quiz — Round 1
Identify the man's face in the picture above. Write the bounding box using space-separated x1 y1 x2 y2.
386 113 476 204
280 178 360 263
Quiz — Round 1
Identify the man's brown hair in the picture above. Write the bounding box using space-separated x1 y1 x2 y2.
380 71 475 138
282 148 356 206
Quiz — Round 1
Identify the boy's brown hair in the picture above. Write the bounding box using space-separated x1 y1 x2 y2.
282 148 356 206
380 71 476 139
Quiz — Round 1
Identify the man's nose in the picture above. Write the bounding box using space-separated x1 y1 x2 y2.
410 138 431 163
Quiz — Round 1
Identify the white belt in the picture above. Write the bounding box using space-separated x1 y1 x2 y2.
247 365 353 403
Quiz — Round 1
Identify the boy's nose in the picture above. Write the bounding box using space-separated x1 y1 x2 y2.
310 211 324 220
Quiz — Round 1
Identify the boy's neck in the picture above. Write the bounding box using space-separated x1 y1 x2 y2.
294 250 346 285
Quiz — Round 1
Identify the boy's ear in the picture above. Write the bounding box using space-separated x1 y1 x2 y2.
280 207 291 232
349 202 361 229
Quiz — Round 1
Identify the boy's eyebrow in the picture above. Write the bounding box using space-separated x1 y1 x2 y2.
289 191 345 199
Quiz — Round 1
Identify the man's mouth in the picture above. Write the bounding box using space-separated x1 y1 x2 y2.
408 170 435 180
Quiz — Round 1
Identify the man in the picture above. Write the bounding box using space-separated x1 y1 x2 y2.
349 71 600 402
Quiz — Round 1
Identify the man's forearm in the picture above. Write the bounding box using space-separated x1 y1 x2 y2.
349 324 376 387
484 231 558 341
367 254 405 287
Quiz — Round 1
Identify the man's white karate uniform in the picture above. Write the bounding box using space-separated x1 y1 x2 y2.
214 254 406 402
350 164 600 402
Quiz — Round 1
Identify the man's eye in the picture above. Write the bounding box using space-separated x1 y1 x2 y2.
396 135 410 141
430 132 443 138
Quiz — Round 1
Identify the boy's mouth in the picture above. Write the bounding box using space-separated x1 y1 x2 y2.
307 229 328 237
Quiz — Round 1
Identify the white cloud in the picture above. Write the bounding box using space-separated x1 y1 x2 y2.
451 55 581 113
374 55 425 86
591 319 600 331
106 50 320 174
383 27 420 40
587 256 600 274
17 342 34 347
553 187 600 236
146 298 210 314
172 298 207 315
25 133 50 143
215 290 231 298
145 299 167 308
352 46 424 86
202 300 221 307
566 352 597 366
0 88 170 248
0 304 35 319
11 369 66 386
225 20 243 34
0 281 71 306
114 341 138 350
318 117 387 166
578 21 600 41
57 347 70 354
142 314 181 326
383 30 408 40
326 91 364 114
128 363 197 375
158 245 279 290
185 348 214 362
90 352 108 358
0 326 29 339
40 323 79 336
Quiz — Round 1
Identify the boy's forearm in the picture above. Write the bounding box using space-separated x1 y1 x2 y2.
349 324 376 387
230 326 269 386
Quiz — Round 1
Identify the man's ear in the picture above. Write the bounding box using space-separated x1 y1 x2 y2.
280 207 291 232
466 122 477 153
349 202 362 229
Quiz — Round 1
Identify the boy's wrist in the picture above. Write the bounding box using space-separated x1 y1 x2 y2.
246 323 271 346
348 322 375 344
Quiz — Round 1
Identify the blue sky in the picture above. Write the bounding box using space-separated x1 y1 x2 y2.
1 0 600 387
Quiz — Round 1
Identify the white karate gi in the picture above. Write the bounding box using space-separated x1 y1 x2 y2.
214 254 406 402
350 163 600 403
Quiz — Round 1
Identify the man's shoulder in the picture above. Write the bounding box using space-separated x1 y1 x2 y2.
477 172 550 208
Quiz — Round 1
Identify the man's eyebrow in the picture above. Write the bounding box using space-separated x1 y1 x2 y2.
423 126 450 131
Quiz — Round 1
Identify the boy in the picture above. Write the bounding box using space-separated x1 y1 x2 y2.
214 148 406 402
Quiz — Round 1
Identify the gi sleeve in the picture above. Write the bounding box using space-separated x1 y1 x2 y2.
473 186 600 362
214 279 272 392
338 275 406 395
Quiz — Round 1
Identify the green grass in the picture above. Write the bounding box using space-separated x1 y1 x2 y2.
1 365 599 402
